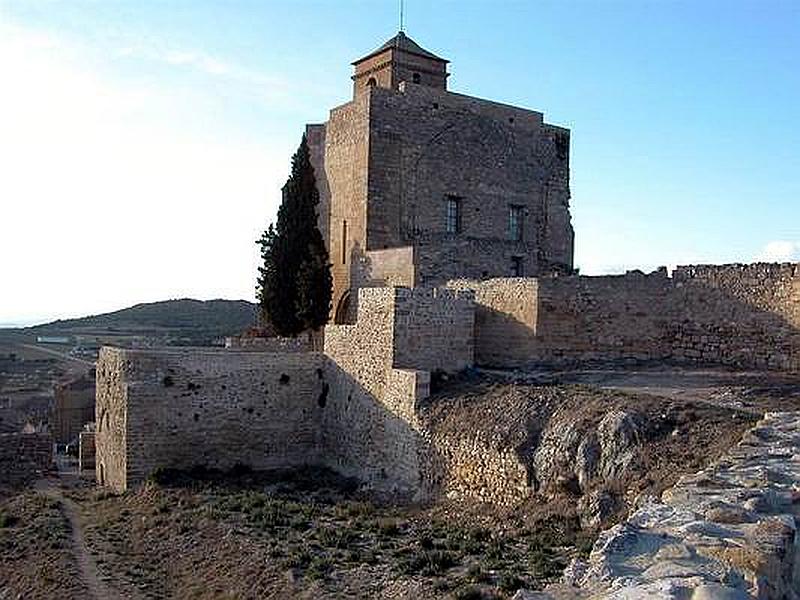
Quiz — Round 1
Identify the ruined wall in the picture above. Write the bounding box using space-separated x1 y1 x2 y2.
0 433 52 488
95 348 127 491
79 431 95 474
564 411 800 599
53 373 95 445
95 347 326 492
671 263 800 370
450 263 800 371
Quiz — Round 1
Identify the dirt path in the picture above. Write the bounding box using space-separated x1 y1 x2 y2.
36 477 122 600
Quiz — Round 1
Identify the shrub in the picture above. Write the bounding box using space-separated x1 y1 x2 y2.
306 555 332 580
399 549 457 576
466 563 490 583
0 511 17 528
453 585 485 600
498 572 525 593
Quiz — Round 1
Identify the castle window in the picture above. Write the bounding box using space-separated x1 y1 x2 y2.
509 205 524 241
412 72 421 84
511 256 524 277
367 77 377 88
445 196 461 234
341 219 348 264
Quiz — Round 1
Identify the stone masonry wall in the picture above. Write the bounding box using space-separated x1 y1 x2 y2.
391 287 475 372
96 347 326 492
366 83 573 273
323 94 371 317
324 287 440 497
79 431 95 474
96 347 128 491
53 374 96 445
0 433 52 488
671 263 800 371
351 246 416 291
446 278 539 367
451 263 799 372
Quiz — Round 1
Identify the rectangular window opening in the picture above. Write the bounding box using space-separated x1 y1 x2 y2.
341 219 348 264
509 205 524 241
445 196 461 234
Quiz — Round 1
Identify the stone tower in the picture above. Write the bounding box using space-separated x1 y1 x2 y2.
307 32 575 322
351 31 449 96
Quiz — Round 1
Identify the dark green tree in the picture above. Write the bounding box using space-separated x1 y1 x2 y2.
256 135 332 336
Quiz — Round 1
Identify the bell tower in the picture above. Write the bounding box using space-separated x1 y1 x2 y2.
351 31 449 98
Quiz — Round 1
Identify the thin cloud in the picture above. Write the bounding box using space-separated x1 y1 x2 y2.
114 40 330 109
755 241 800 263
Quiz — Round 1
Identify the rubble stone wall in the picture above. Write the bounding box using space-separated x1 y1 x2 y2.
323 287 454 497
79 431 95 474
366 83 574 273
671 263 800 371
0 433 52 487
451 263 799 371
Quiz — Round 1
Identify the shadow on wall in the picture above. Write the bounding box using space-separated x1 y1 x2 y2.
94 346 448 500
320 359 445 501
460 265 800 372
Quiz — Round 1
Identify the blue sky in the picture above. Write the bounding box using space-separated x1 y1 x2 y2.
0 1 798 324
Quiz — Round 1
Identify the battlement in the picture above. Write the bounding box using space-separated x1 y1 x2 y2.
449 262 800 371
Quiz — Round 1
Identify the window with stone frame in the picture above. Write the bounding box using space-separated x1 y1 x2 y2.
509 204 524 241
445 196 462 234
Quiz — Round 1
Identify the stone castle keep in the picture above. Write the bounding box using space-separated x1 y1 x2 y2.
305 32 574 322
94 33 800 500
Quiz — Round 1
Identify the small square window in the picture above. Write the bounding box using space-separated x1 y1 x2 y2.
509 205 524 241
445 196 461 234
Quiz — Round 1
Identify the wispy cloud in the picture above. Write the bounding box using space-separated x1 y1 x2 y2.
755 241 800 263
113 39 330 110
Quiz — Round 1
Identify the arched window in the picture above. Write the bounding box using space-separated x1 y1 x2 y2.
412 72 421 84
367 77 377 88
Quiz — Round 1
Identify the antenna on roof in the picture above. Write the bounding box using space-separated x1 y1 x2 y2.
399 0 405 32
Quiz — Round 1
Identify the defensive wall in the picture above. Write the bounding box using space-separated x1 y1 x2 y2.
96 263 798 494
96 286 475 493
449 262 800 372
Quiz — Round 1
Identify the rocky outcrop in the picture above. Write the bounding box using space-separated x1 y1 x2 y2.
538 412 800 599
532 408 651 526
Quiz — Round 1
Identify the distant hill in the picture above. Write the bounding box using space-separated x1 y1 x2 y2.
30 299 257 341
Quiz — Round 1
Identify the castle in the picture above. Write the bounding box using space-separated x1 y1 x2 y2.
94 33 799 499
304 32 574 322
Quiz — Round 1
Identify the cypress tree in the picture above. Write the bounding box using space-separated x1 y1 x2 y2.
256 135 332 336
